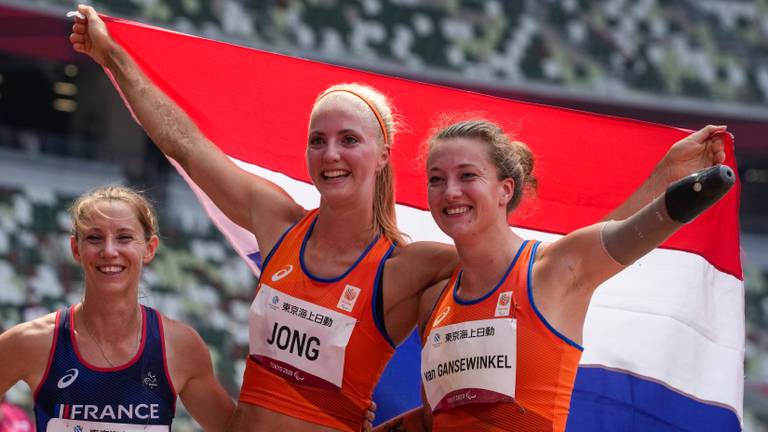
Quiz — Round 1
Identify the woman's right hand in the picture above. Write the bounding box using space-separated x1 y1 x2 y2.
66 4 303 257
69 4 113 66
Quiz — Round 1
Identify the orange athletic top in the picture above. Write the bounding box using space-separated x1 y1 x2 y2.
240 209 396 431
422 240 583 432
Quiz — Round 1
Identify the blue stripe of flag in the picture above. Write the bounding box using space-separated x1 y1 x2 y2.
567 367 741 431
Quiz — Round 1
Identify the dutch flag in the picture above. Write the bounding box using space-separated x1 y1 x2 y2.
101 16 743 431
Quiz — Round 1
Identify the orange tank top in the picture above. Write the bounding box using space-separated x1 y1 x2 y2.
421 240 583 432
240 209 396 431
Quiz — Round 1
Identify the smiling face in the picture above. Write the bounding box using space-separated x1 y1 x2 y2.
307 94 389 208
70 200 158 295
427 137 514 242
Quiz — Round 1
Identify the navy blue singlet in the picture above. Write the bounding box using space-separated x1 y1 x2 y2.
34 305 176 431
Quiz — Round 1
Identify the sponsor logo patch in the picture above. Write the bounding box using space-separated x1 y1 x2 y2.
495 291 513 317
337 285 361 312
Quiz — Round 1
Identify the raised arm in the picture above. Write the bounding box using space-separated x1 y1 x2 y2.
69 5 304 252
604 125 727 220
535 161 735 343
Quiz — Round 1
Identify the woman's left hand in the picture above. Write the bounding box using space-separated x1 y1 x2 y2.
657 125 727 183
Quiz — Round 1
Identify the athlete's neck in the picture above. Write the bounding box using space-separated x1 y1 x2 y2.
454 223 524 301
303 204 377 279
313 201 377 251
78 294 142 344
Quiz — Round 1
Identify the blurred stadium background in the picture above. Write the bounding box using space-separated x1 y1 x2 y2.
0 0 766 430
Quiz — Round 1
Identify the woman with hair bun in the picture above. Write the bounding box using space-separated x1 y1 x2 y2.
382 119 731 432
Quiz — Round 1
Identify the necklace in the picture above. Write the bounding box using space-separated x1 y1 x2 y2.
80 302 142 368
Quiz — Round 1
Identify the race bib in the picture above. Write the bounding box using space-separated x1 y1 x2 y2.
421 317 517 413
47 419 168 432
249 284 356 389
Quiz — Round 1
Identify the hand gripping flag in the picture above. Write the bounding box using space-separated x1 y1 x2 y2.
100 16 744 431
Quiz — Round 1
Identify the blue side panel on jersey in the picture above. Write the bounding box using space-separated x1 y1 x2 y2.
372 329 422 425
567 367 741 432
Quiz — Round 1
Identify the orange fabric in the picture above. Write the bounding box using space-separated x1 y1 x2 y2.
422 241 583 432
239 209 395 431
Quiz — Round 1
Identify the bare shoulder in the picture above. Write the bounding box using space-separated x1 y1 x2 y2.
535 224 602 268
159 314 208 357
1 312 57 355
536 223 604 266
390 241 455 263
531 240 554 268
533 222 619 295
531 238 573 286
387 241 457 281
0 312 57 390
383 241 456 302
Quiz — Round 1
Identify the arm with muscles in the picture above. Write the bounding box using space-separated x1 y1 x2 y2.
604 125 727 221
602 164 736 265
0 315 56 395
534 164 736 342
373 279 451 432
163 319 234 432
381 242 458 346
69 5 304 252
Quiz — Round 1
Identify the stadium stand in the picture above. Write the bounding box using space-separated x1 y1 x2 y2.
1 0 767 429
32 0 768 105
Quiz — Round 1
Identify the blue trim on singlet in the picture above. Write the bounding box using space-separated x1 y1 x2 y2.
299 216 382 283
34 305 176 428
452 240 529 306
260 220 299 271
371 243 397 349
526 241 585 351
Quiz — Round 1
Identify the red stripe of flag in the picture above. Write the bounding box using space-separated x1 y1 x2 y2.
101 16 741 279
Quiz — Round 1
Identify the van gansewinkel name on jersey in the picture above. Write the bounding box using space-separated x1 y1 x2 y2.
423 354 513 382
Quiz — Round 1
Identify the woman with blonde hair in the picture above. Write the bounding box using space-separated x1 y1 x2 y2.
69 5 729 431
70 6 455 431
0 185 234 431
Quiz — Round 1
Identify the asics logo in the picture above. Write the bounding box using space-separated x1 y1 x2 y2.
433 306 451 327
271 265 293 282
57 368 79 389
